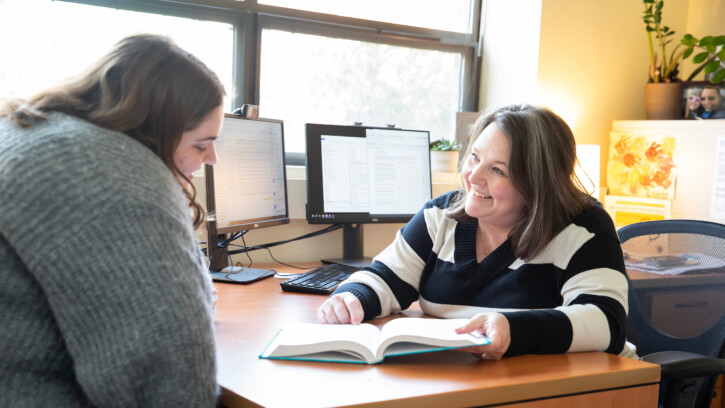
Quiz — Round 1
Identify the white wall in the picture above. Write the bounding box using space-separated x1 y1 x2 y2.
479 0 542 108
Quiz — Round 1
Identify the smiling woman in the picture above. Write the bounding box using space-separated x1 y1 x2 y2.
316 105 637 363
446 105 594 259
460 122 527 250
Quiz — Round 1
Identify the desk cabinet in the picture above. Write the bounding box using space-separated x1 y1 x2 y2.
630 270 725 339
646 288 725 337
504 385 659 408
629 271 725 408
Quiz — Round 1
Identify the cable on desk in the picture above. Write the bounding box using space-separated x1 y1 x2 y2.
224 242 315 273
263 247 318 271
240 233 254 267
223 224 342 255
209 224 343 274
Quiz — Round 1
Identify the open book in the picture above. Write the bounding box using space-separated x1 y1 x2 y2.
259 317 490 364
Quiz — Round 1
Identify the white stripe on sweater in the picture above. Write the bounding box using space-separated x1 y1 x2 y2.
557 304 610 352
424 206 458 263
513 223 595 270
372 230 426 290
561 268 629 313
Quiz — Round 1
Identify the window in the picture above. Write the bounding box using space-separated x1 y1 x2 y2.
0 0 234 108
259 29 463 154
259 0 474 33
0 0 481 164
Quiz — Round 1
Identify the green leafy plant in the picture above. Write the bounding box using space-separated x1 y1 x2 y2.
680 34 725 84
643 0 680 83
642 0 725 84
430 138 461 151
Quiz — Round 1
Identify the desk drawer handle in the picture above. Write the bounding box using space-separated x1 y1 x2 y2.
674 301 708 308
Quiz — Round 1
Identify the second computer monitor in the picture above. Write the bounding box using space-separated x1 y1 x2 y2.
305 123 432 266
206 114 289 272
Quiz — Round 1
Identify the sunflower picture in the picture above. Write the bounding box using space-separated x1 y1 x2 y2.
606 132 677 200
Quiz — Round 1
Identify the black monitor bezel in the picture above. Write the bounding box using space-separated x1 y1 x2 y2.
305 123 432 225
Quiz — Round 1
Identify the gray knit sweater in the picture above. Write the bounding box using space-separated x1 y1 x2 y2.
0 113 218 407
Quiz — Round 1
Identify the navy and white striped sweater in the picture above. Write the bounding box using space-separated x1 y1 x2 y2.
333 191 638 358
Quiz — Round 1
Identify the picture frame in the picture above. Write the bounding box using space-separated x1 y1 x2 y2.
680 81 725 119
455 112 480 153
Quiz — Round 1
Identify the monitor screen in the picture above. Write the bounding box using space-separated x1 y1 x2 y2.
305 123 432 266
205 114 289 271
206 114 289 235
306 124 432 224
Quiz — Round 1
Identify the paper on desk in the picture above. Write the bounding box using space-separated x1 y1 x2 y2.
626 253 725 275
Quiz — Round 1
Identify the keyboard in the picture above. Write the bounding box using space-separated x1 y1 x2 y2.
280 263 361 295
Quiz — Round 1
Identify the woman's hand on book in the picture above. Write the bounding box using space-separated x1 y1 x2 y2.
317 292 364 325
454 312 511 360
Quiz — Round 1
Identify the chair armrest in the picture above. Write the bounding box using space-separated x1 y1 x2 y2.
642 351 725 380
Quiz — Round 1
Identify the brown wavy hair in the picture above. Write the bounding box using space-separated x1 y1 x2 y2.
445 105 594 260
0 34 225 229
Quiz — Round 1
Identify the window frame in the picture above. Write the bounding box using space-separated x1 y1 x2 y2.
61 0 482 165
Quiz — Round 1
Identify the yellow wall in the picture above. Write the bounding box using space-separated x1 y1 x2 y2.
686 0 725 40
479 0 723 196
683 0 725 80
532 0 725 196
535 0 689 196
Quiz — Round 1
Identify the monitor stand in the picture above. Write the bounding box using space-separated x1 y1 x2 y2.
321 224 373 268
207 232 274 283
210 266 275 284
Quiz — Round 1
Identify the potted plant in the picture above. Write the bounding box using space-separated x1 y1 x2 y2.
430 138 461 173
642 0 682 119
642 0 725 119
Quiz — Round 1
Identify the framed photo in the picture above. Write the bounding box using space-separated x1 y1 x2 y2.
680 81 725 119
455 112 480 152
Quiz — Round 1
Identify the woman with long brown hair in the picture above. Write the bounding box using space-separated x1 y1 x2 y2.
317 105 637 361
0 34 224 406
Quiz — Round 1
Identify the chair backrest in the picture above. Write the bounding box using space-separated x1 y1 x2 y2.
617 219 725 359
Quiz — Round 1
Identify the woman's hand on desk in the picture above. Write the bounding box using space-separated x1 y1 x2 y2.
317 293 364 325
454 312 511 360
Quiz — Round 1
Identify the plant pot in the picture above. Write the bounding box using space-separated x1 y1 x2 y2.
430 150 460 173
644 82 682 120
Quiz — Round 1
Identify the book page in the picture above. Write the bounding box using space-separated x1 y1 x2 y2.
376 318 488 360
263 322 381 362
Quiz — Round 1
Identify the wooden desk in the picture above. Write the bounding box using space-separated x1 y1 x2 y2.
214 266 660 408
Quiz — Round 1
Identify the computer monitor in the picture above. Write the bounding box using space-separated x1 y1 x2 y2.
206 114 289 273
305 123 432 267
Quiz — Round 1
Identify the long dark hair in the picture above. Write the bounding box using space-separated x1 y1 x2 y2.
446 105 594 260
1 34 226 229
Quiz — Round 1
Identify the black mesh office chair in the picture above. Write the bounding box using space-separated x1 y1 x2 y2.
618 220 725 408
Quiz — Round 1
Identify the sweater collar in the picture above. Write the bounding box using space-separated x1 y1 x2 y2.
454 220 478 273
454 220 516 275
